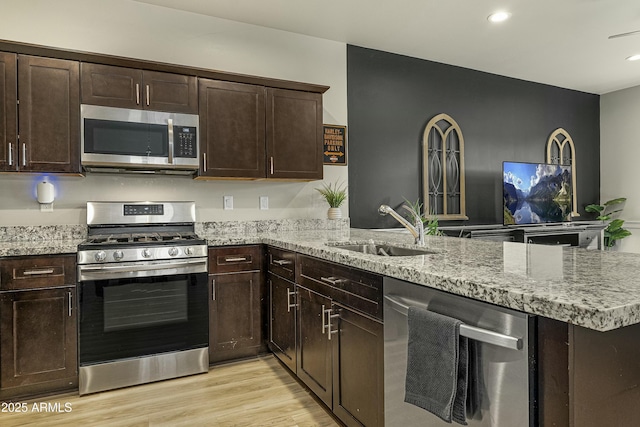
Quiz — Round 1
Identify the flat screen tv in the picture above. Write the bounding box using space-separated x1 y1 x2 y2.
503 161 572 225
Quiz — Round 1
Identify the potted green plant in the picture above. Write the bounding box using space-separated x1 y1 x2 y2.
585 197 631 249
404 198 443 236
316 181 347 219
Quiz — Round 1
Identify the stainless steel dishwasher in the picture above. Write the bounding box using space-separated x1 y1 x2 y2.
384 277 535 426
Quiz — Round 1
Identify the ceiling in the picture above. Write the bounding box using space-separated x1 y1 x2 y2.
134 0 640 95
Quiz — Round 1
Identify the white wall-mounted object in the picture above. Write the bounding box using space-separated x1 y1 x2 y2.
260 196 269 210
36 181 55 204
223 195 234 210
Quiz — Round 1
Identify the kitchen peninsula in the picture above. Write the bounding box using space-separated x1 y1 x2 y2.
2 224 640 426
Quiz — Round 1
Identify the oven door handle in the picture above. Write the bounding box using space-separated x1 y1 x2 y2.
79 259 207 275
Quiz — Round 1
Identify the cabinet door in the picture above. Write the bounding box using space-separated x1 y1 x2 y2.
209 271 264 364
332 304 384 427
81 63 142 109
268 272 296 372
18 55 80 173
296 285 332 407
143 70 197 114
266 88 323 180
0 52 17 172
0 287 77 390
198 79 266 178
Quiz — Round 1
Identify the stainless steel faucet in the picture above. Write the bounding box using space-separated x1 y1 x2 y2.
378 204 425 246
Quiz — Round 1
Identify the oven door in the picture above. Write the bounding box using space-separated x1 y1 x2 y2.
78 260 208 366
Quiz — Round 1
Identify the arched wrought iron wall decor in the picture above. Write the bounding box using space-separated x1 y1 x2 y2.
422 113 468 220
545 128 579 217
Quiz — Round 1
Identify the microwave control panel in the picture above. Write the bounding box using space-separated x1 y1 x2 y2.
175 126 197 158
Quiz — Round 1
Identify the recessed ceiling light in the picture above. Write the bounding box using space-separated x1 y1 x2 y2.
626 54 640 61
488 11 511 23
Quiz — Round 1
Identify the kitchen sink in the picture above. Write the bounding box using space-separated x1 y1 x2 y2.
328 242 437 257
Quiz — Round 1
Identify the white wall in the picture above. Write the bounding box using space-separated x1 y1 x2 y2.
600 84 640 252
0 0 347 225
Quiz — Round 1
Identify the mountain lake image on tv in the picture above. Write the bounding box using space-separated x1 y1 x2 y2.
503 162 572 225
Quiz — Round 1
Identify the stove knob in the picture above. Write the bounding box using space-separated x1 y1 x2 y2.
185 247 194 256
113 250 124 261
168 247 179 257
95 251 107 262
142 248 152 259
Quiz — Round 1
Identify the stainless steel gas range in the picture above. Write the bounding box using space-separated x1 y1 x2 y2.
77 201 209 395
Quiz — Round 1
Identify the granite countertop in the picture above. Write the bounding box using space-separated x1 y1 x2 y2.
2 225 639 332
205 228 640 332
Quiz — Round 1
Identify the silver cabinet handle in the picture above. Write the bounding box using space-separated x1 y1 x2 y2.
211 277 216 301
22 143 26 166
8 143 12 166
167 118 174 165
384 295 523 350
322 305 339 341
270 156 274 175
203 153 207 172
286 288 296 312
23 268 55 276
273 259 292 266
68 291 73 317
224 257 247 262
321 304 326 335
320 276 344 286
146 84 150 106
136 83 140 105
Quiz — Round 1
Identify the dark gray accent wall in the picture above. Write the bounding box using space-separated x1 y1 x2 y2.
347 45 600 229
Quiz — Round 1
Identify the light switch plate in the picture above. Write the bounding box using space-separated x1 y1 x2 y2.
259 196 269 210
223 195 233 210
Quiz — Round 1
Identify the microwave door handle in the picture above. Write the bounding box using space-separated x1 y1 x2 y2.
167 118 174 165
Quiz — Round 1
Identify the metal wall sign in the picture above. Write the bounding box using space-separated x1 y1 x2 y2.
323 124 347 165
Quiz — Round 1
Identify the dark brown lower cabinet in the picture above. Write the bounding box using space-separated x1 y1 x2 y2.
538 317 640 426
209 271 264 363
268 272 296 372
296 285 333 407
294 252 384 427
0 287 77 398
208 246 266 364
332 304 384 427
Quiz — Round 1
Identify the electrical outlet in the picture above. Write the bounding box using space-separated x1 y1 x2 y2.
259 196 269 210
223 195 233 210
40 203 53 213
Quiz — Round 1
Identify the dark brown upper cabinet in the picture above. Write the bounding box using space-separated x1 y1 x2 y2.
266 88 323 180
198 81 323 180
199 79 266 178
0 53 80 174
81 63 197 114
0 52 17 172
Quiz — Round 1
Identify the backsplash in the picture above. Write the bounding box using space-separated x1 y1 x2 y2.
0 225 88 242
0 219 351 242
196 218 350 236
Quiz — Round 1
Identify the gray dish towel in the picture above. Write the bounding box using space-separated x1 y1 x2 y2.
404 306 469 425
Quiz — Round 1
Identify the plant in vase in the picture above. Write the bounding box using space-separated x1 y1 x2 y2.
316 181 347 219
585 197 631 249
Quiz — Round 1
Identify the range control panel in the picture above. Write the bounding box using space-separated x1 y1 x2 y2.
123 204 164 216
175 126 197 158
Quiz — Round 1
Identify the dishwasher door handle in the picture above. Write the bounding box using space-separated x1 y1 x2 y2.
384 294 523 350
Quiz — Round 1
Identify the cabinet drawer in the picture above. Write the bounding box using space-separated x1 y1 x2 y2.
296 255 383 320
267 247 296 281
208 245 263 274
0 255 76 291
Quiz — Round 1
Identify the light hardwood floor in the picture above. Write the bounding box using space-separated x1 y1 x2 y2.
2 355 339 427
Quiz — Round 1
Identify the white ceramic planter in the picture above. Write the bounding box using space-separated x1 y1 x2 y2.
327 207 342 220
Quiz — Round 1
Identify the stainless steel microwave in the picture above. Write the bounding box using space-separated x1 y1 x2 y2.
81 104 199 174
